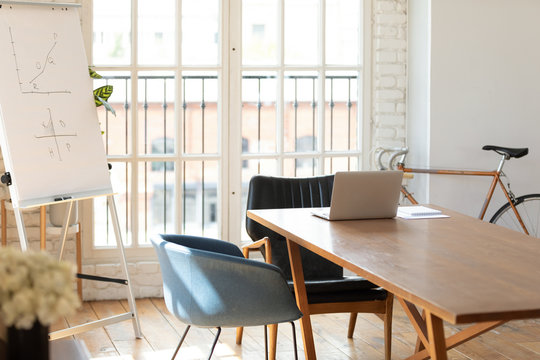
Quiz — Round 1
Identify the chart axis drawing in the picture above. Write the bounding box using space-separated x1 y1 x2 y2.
34 107 77 161
9 26 71 95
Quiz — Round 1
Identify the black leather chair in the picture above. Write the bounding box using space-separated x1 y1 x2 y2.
236 174 393 360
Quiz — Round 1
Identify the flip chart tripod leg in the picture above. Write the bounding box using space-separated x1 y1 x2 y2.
40 206 46 250
2 200 6 247
108 195 142 338
57 200 73 260
14 208 28 251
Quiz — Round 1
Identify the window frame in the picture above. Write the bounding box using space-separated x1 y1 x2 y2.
81 0 372 261
229 0 373 244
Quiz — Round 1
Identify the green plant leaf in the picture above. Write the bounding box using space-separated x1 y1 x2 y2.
88 67 103 79
95 96 117 116
94 85 113 105
101 99 117 116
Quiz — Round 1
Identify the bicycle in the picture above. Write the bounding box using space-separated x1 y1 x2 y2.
376 145 540 237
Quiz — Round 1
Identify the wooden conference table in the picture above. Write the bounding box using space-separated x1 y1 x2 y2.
247 206 540 360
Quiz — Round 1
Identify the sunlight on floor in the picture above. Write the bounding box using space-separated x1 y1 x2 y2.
88 345 244 360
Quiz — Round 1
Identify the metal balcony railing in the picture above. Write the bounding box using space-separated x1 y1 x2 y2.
93 73 358 246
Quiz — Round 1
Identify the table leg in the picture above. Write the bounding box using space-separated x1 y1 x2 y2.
415 310 426 353
399 296 507 360
426 311 447 360
286 238 317 360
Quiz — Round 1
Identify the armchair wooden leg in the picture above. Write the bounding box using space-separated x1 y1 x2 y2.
347 313 358 338
235 326 244 345
384 293 394 360
269 323 278 360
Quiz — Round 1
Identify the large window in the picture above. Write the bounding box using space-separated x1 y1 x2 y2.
84 0 369 256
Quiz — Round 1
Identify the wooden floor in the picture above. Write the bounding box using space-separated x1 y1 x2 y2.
56 298 540 359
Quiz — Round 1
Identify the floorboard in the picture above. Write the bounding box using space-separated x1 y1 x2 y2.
70 299 540 359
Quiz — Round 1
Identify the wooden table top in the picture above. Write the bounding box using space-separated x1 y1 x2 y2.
248 206 540 325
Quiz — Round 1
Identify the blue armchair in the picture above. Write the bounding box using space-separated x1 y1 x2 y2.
151 234 302 359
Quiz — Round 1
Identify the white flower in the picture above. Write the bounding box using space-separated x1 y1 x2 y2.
0 247 81 329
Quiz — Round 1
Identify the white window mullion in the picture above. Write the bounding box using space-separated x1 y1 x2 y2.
175 0 183 234
276 67 284 176
227 0 243 244
220 0 230 242
130 0 139 246
318 68 326 174
276 0 285 176
318 0 326 174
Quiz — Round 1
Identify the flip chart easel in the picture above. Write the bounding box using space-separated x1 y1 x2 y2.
0 1 141 339
47 195 142 340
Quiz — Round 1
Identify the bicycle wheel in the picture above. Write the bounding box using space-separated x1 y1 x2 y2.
489 194 540 238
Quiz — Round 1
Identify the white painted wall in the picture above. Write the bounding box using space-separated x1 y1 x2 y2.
408 0 540 219
406 0 430 202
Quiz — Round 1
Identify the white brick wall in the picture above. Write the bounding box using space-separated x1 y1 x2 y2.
1 208 78 260
82 262 163 301
1 0 408 301
372 0 408 151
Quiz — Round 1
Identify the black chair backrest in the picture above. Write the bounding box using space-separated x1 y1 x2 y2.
246 175 343 280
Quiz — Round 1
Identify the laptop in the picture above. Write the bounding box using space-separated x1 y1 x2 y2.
311 171 403 220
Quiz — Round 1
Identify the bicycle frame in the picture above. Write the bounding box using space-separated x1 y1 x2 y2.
388 151 530 235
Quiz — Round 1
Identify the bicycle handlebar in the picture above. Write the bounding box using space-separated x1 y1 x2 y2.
375 147 409 170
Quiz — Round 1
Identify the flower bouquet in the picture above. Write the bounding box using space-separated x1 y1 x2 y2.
0 247 81 360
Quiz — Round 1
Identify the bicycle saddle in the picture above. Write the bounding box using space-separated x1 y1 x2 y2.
482 145 529 158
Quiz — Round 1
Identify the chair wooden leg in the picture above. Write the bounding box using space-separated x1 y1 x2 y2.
207 327 222 360
269 324 278 360
171 325 190 360
347 313 358 338
384 293 394 360
236 326 244 344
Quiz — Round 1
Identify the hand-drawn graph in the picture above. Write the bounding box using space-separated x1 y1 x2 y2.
34 108 77 161
0 3 113 209
9 27 71 95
